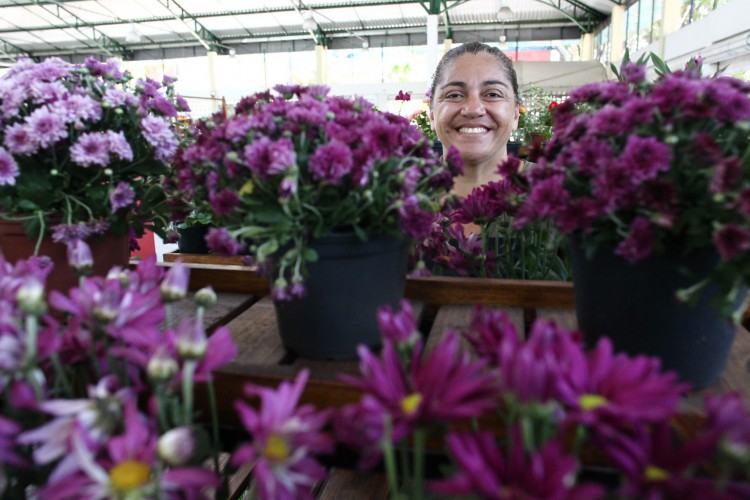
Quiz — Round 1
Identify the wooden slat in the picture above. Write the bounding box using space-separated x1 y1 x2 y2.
317 468 390 500
167 292 255 333
226 296 287 366
164 252 250 266
406 275 575 308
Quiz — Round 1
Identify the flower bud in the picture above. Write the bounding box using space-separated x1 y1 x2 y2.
67 239 93 276
161 262 190 302
194 286 217 308
176 320 208 360
16 277 46 315
106 267 130 287
147 347 179 382
104 168 113 176
157 427 198 466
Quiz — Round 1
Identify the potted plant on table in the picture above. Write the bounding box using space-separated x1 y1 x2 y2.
170 84 462 359
0 56 185 291
516 83 559 161
513 54 750 387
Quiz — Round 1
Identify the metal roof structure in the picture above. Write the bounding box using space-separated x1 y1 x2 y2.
0 0 619 65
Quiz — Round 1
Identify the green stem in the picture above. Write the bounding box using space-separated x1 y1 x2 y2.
50 353 73 397
182 360 196 426
382 417 401 500
412 427 426 500
207 379 222 490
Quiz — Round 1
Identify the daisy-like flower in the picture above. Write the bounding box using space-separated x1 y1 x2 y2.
17 375 132 483
0 147 19 185
108 181 135 212
431 430 605 500
343 331 498 436
38 400 220 499
556 336 689 430
232 369 334 500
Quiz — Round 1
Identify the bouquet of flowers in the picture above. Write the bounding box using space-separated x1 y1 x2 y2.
169 84 462 299
333 301 750 499
413 157 571 280
514 55 750 317
0 57 186 250
0 257 237 497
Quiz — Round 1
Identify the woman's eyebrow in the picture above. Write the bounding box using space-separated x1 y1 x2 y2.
483 80 509 88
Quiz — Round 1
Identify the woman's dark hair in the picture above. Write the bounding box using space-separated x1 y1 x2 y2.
429 41 520 107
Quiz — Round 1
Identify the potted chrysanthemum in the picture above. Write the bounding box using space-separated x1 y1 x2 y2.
0 56 186 291
170 84 462 359
513 54 750 387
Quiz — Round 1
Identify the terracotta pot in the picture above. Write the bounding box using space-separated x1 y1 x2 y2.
0 219 130 294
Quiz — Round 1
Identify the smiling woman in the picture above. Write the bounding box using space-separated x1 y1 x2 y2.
429 41 521 198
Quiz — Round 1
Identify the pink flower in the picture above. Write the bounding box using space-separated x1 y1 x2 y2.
232 369 333 500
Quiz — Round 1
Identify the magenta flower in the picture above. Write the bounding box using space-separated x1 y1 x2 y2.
308 139 353 184
432 430 605 500
205 227 243 256
159 260 190 302
376 299 420 346
714 223 750 261
395 90 411 101
344 332 498 433
232 369 334 500
556 336 689 430
615 216 654 262
66 238 93 274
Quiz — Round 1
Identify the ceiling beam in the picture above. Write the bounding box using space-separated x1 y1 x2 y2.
33 1 133 58
153 0 226 53
0 39 36 61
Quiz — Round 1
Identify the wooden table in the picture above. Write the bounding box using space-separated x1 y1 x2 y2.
165 255 750 499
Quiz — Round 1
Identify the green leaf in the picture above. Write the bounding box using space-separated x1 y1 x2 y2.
650 53 672 76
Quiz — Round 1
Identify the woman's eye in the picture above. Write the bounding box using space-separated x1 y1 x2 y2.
444 91 463 100
485 91 503 99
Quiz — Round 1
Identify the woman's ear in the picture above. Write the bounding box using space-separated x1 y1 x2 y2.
512 102 520 131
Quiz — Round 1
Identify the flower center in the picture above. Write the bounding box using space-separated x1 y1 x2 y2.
645 465 669 482
264 434 290 461
578 393 607 411
239 180 254 196
109 460 151 491
400 393 422 416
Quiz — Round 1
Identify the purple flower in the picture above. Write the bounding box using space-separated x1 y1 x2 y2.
556 336 689 429
51 223 92 244
0 147 19 185
66 239 93 274
205 227 243 256
243 136 296 178
232 369 333 500
376 299 420 346
308 139 353 184
3 122 36 155
432 430 605 500
209 188 241 216
620 61 647 84
620 135 672 183
344 332 498 432
51 94 101 124
710 156 742 194
160 259 190 302
109 181 135 211
69 131 111 167
106 130 134 162
26 105 68 148
615 216 654 262
140 115 178 163
714 224 750 261
395 90 411 101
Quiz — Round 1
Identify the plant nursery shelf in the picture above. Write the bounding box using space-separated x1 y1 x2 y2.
164 252 750 499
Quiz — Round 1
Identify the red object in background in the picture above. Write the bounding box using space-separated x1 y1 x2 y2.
130 227 156 260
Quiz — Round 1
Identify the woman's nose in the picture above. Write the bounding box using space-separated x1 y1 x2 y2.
461 94 485 117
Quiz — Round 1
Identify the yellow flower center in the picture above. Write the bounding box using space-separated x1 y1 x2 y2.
645 465 669 482
578 393 607 411
239 180 254 196
401 393 422 416
264 434 290 461
109 460 151 491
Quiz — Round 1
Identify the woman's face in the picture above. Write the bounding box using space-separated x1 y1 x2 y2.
429 52 520 168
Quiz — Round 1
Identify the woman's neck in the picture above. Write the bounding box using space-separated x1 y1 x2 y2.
451 161 504 198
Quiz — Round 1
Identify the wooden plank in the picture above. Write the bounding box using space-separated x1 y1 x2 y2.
164 252 250 266
406 275 575 308
167 292 255 333
226 296 288 366
161 261 269 294
317 468 389 500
